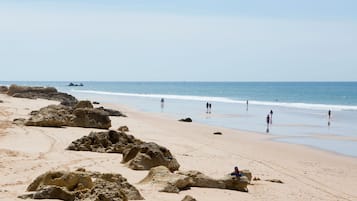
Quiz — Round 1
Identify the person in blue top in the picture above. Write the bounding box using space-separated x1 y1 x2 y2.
230 166 242 178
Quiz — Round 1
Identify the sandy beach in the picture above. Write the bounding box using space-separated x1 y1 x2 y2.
1 93 357 201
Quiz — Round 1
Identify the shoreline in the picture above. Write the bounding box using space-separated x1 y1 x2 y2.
1 93 357 200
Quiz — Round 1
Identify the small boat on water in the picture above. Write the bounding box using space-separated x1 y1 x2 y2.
68 82 84 87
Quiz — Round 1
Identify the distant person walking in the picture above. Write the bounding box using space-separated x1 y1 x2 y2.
246 100 249 111
160 98 164 111
266 114 270 133
208 103 212 114
270 110 273 124
206 102 209 113
328 110 331 126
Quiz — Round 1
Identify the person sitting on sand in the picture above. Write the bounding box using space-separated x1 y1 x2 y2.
230 166 242 178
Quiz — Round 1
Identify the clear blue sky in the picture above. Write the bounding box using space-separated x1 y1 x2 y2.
1 0 356 81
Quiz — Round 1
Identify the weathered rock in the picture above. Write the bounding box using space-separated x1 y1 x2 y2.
71 108 111 129
179 117 192 122
140 166 250 193
0 85 8 93
213 132 222 135
25 104 111 129
265 179 283 184
182 195 197 201
139 166 192 193
93 101 100 105
22 169 143 201
97 106 127 117
67 130 142 153
73 100 93 109
118 126 129 132
25 104 74 127
122 142 180 172
7 84 78 106
0 100 3 103
13 118 26 126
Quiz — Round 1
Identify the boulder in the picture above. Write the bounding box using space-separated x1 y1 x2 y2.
25 104 73 127
139 166 192 193
73 100 93 109
97 106 127 117
22 169 143 201
182 195 197 201
140 166 250 193
118 126 129 132
25 104 111 129
122 142 180 172
67 130 143 153
70 108 111 129
213 132 222 135
0 86 8 94
179 118 192 122
7 84 78 106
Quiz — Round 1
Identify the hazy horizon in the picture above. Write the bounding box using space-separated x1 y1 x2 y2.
1 1 356 81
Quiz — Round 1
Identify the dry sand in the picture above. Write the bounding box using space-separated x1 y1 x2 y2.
1 93 357 201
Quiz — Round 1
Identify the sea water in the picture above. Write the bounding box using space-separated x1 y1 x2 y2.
2 81 357 157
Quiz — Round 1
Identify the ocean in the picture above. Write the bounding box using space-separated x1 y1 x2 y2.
1 81 357 157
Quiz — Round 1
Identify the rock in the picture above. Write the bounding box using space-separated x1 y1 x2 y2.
93 101 100 105
139 166 192 193
73 100 93 109
0 100 3 103
71 108 111 129
213 132 222 135
0 85 8 93
25 104 111 129
118 126 129 132
122 142 180 172
253 177 261 181
265 179 283 184
179 117 192 122
97 106 127 117
182 195 197 201
23 169 143 201
25 104 73 127
67 130 142 153
240 169 252 182
7 85 78 106
13 118 26 126
140 166 250 193
32 186 76 201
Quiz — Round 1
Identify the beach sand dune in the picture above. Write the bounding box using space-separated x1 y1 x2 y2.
1 94 357 201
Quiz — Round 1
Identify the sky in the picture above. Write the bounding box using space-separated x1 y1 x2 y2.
0 0 357 81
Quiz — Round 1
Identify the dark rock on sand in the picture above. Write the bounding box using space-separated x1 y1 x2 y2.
179 117 192 122
92 101 100 105
73 100 93 109
25 102 111 129
118 126 129 132
21 168 143 201
182 195 197 201
7 84 78 106
97 106 127 117
0 86 8 93
122 142 180 172
140 166 251 193
67 130 142 153
0 100 3 103
213 132 222 135
265 179 284 184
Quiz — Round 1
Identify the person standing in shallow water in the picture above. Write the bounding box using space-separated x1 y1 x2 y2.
160 98 164 111
246 100 249 111
206 102 209 113
266 114 270 133
328 110 331 126
270 110 273 124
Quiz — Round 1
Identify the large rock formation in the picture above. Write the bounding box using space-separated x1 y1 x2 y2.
122 142 180 172
140 166 251 193
25 101 111 129
67 131 181 172
67 130 142 153
0 85 8 94
20 169 143 201
7 84 78 106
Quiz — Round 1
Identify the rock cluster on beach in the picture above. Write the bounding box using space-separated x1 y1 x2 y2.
6 84 78 106
19 168 143 201
67 130 181 172
24 101 112 129
140 166 251 193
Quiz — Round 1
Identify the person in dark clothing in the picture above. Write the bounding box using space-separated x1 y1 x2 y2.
206 102 209 113
230 166 242 178
270 110 273 124
266 114 270 133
